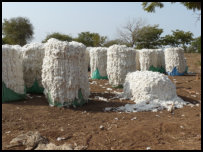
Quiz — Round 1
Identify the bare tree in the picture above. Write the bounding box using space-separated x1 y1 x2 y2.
117 18 147 47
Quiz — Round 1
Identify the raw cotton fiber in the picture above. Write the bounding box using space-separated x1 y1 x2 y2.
2 45 25 97
89 47 108 79
164 47 187 74
21 43 45 91
107 45 136 87
42 38 90 107
105 71 187 112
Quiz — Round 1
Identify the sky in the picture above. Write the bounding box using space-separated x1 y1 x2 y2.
2 2 201 43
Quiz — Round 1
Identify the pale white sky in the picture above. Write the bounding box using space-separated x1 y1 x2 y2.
2 2 201 42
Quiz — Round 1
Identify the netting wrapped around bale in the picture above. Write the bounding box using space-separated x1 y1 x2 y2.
89 47 108 79
164 47 187 76
105 71 188 112
21 43 45 94
107 45 136 87
2 45 26 103
42 38 90 107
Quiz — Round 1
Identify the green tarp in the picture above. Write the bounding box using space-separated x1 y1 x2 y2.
26 79 44 94
2 81 26 103
92 68 108 80
47 88 88 107
149 65 166 74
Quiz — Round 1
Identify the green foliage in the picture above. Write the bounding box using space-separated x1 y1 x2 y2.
135 25 163 49
75 31 107 47
103 39 127 47
162 30 194 51
191 36 201 53
42 32 73 43
2 17 34 46
142 2 201 13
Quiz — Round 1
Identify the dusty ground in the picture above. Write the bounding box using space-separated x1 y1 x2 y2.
2 53 201 150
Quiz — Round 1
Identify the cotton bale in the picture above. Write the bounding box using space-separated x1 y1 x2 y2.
42 38 90 107
89 47 108 79
2 45 25 102
164 47 187 75
107 45 136 87
21 43 45 93
139 49 158 71
120 71 187 112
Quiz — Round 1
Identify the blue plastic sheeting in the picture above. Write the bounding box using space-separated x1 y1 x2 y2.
166 66 188 76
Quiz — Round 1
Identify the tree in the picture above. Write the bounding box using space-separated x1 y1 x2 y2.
135 25 163 49
190 36 201 53
75 32 107 47
103 39 127 47
142 2 201 13
117 18 146 47
162 30 194 51
2 17 34 46
42 32 73 43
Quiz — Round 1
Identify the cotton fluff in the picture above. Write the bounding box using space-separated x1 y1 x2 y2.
105 71 187 112
42 38 90 106
2 45 25 94
164 47 187 73
21 43 45 88
89 47 107 77
107 45 136 86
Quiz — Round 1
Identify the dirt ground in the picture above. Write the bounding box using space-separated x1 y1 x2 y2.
2 53 201 150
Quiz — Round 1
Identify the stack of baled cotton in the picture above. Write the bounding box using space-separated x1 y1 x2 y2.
21 43 45 93
105 71 187 112
139 49 158 71
107 45 136 87
42 38 90 107
164 47 187 75
2 45 25 102
89 47 108 79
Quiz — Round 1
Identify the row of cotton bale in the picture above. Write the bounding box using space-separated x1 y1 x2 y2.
42 38 90 107
2 39 90 107
136 48 187 75
2 45 26 103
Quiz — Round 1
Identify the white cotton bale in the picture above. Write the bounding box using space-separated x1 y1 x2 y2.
42 38 90 107
164 47 187 73
107 45 136 86
122 71 187 112
139 49 158 71
21 43 45 88
2 45 25 94
89 47 107 77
